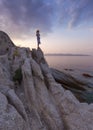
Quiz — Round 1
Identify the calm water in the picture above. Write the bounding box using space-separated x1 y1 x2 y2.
45 55 93 72
45 55 93 103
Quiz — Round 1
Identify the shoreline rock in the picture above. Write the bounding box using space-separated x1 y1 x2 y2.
51 68 93 103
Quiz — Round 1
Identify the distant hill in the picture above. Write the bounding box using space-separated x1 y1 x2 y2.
45 53 90 56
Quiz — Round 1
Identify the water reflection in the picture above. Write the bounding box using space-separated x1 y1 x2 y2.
45 56 93 71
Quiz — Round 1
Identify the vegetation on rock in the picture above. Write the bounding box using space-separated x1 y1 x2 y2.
13 67 23 84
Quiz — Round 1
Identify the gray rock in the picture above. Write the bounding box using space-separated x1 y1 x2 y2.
0 31 93 130
0 31 14 55
0 92 28 130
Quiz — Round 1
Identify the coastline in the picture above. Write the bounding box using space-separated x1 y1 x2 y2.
51 68 93 103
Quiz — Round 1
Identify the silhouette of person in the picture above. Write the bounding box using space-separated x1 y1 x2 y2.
36 30 41 48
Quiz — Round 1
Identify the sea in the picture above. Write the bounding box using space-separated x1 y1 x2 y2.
45 55 93 103
45 55 93 72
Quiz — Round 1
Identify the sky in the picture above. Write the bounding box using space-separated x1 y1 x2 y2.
0 0 93 54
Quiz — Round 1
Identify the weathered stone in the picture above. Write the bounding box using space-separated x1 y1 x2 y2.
0 31 14 55
0 31 93 130
31 59 44 80
22 58 45 130
0 92 28 130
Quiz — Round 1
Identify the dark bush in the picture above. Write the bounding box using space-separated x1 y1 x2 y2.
13 67 23 84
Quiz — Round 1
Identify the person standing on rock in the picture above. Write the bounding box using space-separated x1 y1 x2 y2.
36 30 41 48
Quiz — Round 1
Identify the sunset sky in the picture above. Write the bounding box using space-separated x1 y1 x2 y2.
0 0 93 54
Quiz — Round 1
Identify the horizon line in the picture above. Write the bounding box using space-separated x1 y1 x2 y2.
45 53 91 56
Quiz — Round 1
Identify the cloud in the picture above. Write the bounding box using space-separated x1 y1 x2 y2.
0 0 93 39
89 27 93 32
58 0 93 28
0 0 56 38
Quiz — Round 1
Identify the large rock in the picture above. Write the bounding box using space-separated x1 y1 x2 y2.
34 48 93 130
0 31 14 55
0 92 27 130
51 68 93 103
22 58 64 130
0 31 93 130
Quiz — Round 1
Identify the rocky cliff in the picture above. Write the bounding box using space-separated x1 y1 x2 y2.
0 31 93 130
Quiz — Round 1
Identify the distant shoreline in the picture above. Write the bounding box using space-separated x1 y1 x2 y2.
45 54 91 56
